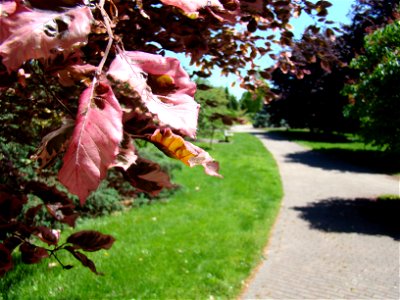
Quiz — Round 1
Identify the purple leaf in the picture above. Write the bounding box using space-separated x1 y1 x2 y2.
122 157 175 196
35 226 60 246
0 185 27 222
45 203 78 227
65 246 102 275
19 242 49 264
66 230 115 252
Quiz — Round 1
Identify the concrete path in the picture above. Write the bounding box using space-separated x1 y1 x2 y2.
232 126 400 300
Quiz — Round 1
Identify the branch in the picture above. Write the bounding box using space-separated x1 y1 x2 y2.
95 0 115 81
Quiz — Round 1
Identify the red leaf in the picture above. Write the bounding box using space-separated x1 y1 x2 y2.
58 82 123 204
45 203 78 227
0 4 93 72
35 226 60 246
107 51 199 138
55 63 97 87
66 230 115 252
25 181 73 205
31 118 75 170
320 60 331 73
0 186 27 222
122 157 175 196
24 204 43 225
19 242 49 264
111 134 137 171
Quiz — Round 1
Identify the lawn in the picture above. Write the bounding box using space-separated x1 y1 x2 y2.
1 133 283 299
267 129 400 175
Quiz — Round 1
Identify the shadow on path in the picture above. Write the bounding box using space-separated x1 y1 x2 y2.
284 150 374 173
293 198 400 240
256 131 400 174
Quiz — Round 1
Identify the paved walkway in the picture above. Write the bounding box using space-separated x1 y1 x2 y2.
232 126 400 300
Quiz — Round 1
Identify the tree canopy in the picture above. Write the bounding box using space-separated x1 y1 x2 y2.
0 0 340 276
258 0 399 133
343 20 400 152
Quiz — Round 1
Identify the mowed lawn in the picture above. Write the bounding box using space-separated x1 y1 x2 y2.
1 133 283 299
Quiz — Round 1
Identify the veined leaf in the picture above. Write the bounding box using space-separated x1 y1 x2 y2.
0 3 93 72
150 128 222 177
122 157 175 196
107 51 199 138
58 82 123 204
66 230 115 252
31 118 75 170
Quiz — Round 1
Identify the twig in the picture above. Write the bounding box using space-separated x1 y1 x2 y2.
95 0 115 82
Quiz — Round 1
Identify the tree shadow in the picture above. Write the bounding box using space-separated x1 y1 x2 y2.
284 148 400 174
264 129 349 143
258 130 399 174
293 198 400 240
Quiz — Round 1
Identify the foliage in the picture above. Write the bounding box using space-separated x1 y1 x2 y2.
0 133 283 299
239 91 263 115
0 0 335 276
259 0 399 132
76 182 123 218
195 82 242 141
343 21 400 152
266 60 354 132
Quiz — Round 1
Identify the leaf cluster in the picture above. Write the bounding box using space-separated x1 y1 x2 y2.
0 0 337 277
343 21 400 152
195 84 243 137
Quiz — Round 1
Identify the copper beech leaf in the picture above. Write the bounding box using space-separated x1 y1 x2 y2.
122 157 175 196
35 226 60 246
64 246 102 275
31 118 75 170
0 3 93 72
150 128 222 177
58 82 123 204
107 51 199 138
111 133 137 171
66 230 115 252
19 243 49 264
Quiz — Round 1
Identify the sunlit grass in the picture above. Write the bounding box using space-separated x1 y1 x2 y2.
1 133 283 299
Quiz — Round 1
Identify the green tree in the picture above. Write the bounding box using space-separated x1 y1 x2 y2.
195 83 242 143
239 91 263 115
343 21 400 152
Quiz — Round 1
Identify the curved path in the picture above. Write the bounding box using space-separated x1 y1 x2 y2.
232 125 399 300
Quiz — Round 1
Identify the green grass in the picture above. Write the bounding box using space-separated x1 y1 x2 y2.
267 129 400 175
1 133 283 300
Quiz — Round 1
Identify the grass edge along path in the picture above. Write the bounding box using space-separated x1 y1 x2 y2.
1 133 283 300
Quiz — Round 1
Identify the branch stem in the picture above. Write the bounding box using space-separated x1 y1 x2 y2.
95 0 114 81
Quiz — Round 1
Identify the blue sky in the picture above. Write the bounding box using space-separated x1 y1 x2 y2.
170 0 356 99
